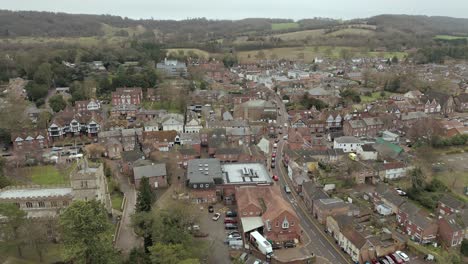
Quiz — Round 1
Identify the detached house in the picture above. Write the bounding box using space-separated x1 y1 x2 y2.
161 114 184 133
379 161 409 180
333 136 363 153
75 99 100 113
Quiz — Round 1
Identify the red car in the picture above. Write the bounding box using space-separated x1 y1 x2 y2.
272 175 279 181
272 153 276 158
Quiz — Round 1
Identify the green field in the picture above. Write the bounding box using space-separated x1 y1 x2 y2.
271 22 300 31
434 35 468 40
237 46 407 63
166 48 213 59
0 23 144 47
24 165 69 185
274 29 325 41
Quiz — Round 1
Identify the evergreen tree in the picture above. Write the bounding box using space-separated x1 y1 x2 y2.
136 177 154 213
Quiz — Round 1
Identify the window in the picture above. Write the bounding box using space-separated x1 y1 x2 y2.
193 184 197 189
282 218 290 229
205 184 209 188
38 201 45 208
51 201 58 207
63 201 69 206
291 221 295 226
26 202 33 208
276 221 279 227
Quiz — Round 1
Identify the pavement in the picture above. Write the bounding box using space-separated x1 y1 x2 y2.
108 160 142 255
270 92 352 264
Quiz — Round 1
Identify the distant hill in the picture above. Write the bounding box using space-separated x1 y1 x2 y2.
1 10 468 49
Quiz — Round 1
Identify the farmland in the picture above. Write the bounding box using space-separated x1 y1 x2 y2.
274 29 325 41
271 22 300 31
434 34 468 40
236 46 407 63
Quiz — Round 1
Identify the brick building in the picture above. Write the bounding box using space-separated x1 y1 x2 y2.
111 87 143 106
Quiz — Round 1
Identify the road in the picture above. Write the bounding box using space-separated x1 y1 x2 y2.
270 91 351 264
108 160 142 255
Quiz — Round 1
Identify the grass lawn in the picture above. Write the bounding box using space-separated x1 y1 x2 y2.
111 192 124 211
271 22 300 31
434 35 468 40
360 91 396 103
24 165 69 185
433 171 468 201
327 28 375 37
0 243 63 264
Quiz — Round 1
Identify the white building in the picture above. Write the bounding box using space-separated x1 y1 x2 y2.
161 114 184 133
356 145 378 160
333 136 363 153
185 118 203 133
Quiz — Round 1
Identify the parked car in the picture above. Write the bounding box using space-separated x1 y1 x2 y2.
275 139 280 143
224 223 238 230
284 186 291 193
212 213 221 221
228 231 240 236
378 259 389 264
384 256 395 264
395 188 406 196
226 211 237 217
272 175 279 181
253 260 262 264
272 152 276 158
395 251 409 262
389 253 404 264
227 233 241 240
224 217 237 224
283 240 295 248
424 254 435 261
272 241 282 249
187 225 200 231
271 163 275 169
208 205 214 213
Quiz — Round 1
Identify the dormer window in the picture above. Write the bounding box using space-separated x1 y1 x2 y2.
282 217 289 229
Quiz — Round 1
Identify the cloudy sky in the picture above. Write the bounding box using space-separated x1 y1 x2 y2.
1 0 467 20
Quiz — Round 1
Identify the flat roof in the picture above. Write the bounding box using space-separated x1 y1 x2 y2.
187 159 223 184
222 163 272 184
0 187 73 199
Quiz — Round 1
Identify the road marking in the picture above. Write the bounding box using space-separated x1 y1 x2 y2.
319 239 326 247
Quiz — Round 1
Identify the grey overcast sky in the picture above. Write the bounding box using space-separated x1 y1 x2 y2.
1 0 467 20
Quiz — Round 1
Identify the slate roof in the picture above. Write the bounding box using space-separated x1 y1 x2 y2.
335 136 362 144
133 163 167 180
187 158 223 184
439 194 465 210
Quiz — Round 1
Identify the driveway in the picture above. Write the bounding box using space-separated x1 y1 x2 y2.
107 160 142 255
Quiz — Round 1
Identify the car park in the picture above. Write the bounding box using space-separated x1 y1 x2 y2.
395 251 409 262
212 213 221 221
226 211 237 217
